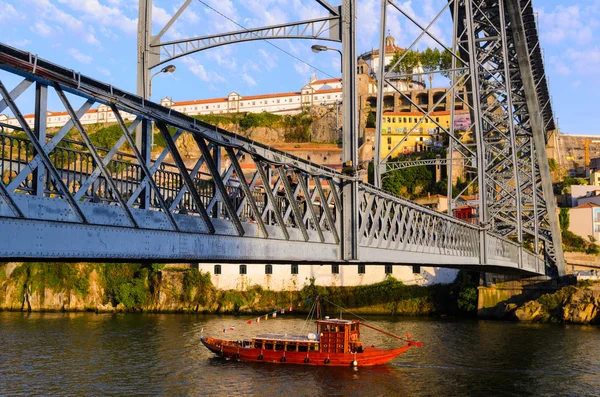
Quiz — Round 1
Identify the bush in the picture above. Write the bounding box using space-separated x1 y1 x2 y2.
457 286 477 312
182 268 213 305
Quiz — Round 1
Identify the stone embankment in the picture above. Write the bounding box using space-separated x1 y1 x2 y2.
481 281 599 325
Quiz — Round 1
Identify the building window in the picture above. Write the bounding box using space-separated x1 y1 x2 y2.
385 264 393 274
214 265 221 275
291 264 298 274
358 264 365 274
403 117 407 123
387 137 392 144
240 265 247 275
332 264 339 274
265 264 273 275
412 265 421 274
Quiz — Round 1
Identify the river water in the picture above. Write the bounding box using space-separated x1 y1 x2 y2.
0 312 598 397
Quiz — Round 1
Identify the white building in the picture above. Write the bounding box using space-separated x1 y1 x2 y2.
0 77 342 129
199 263 458 291
357 34 426 94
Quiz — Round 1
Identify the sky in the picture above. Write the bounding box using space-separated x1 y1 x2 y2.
0 0 599 136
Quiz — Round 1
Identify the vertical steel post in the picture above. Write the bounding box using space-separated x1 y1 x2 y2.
464 0 487 264
341 0 358 260
447 0 459 218
506 0 565 275
498 0 523 268
214 145 222 218
373 0 387 188
137 0 152 208
33 82 47 196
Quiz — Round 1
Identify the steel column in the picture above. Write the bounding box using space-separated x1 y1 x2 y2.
341 0 358 260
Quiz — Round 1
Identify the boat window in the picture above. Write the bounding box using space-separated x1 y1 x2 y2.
286 343 297 352
265 343 274 350
298 344 308 352
310 344 318 351
275 343 284 350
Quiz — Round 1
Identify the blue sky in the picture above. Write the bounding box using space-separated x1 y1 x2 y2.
1 0 598 136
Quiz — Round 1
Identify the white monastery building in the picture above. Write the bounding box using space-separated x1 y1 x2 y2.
0 77 343 129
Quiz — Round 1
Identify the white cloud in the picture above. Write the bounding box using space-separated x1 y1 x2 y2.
294 62 310 76
259 49 278 71
538 5 595 44
0 1 23 22
182 56 224 83
241 73 257 86
8 39 32 47
31 20 54 37
550 48 600 78
55 0 137 35
96 67 111 77
68 48 93 64
205 46 237 70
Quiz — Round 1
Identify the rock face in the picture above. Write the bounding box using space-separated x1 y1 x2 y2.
562 288 599 325
515 301 543 322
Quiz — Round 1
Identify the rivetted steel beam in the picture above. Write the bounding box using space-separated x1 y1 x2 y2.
505 0 564 276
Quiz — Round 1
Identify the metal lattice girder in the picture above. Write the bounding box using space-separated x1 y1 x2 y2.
374 0 563 276
152 16 342 68
0 42 546 275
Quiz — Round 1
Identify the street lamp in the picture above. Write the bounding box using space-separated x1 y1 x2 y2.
149 64 176 98
311 45 342 73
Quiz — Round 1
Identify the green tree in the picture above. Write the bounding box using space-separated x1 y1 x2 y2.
559 207 570 231
439 49 463 80
389 50 420 81
420 48 441 88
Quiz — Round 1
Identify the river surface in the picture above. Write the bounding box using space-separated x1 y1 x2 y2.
0 312 599 397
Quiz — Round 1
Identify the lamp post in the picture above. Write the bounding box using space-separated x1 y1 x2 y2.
149 64 176 98
148 64 176 148
311 45 343 73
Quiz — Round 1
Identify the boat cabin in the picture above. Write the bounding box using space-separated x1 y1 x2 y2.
316 318 362 354
247 319 363 355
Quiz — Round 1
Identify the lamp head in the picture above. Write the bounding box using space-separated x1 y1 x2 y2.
311 45 328 53
160 65 176 73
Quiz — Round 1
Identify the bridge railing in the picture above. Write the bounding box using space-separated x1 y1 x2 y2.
485 233 544 273
357 183 480 258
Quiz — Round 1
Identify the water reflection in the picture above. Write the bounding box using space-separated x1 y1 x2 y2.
0 312 598 397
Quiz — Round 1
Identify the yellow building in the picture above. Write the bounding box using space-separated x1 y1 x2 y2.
380 110 470 159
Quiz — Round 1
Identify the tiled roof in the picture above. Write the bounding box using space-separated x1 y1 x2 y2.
573 203 600 209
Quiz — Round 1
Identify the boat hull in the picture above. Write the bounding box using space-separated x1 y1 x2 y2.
201 336 412 367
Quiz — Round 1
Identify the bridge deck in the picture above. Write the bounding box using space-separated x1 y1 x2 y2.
0 43 545 275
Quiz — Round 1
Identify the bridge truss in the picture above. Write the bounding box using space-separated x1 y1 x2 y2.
0 43 543 275
374 0 564 276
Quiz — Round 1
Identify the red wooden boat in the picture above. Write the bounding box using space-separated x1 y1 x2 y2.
201 316 421 367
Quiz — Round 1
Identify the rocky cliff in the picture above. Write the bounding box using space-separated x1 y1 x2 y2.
497 284 600 325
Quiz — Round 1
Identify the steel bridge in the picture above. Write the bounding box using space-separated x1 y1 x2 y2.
0 0 562 277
